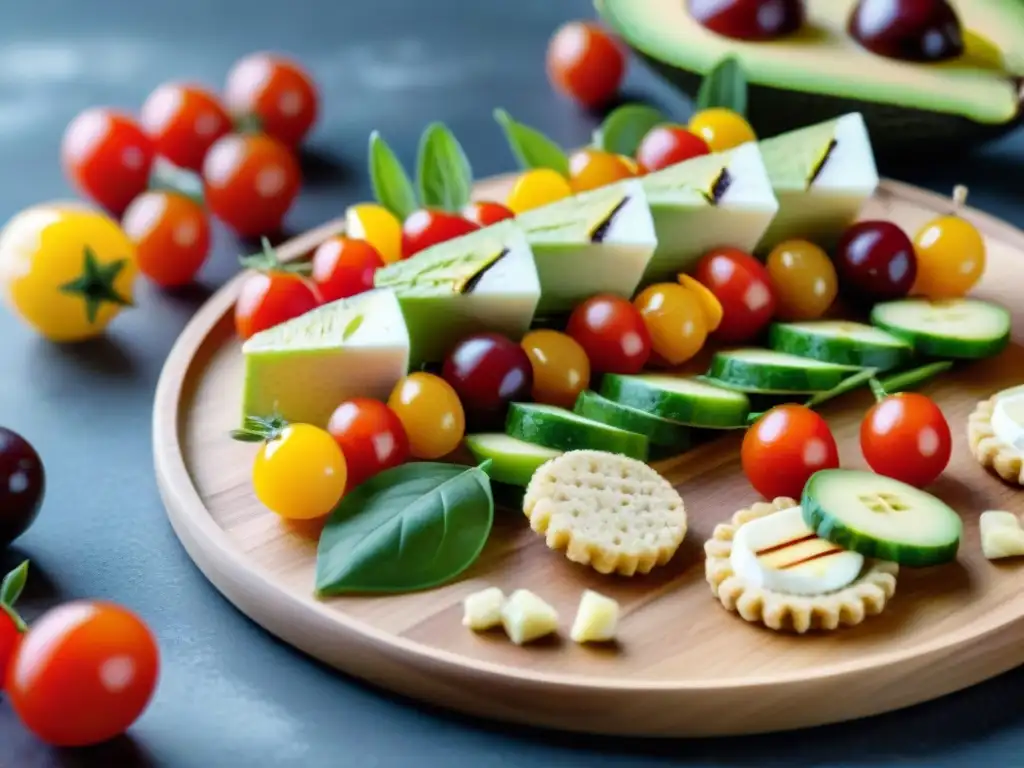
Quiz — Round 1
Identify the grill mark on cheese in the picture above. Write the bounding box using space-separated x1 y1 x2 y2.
755 533 846 570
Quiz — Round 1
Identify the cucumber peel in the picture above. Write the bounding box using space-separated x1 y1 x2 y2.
870 298 1011 359
708 348 862 394
599 373 750 428
769 320 912 371
573 390 694 448
464 433 561 487
505 403 649 460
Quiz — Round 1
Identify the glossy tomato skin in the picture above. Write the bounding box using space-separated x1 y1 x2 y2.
0 610 20 691
521 330 591 408
224 52 319 147
387 373 466 460
442 333 533 426
695 247 777 343
462 201 515 227
202 132 301 238
327 398 410 492
860 393 951 487
834 220 917 303
61 108 155 217
310 237 384 303
0 427 45 547
252 424 346 519
121 191 211 288
139 82 232 172
636 125 711 174
546 21 626 108
234 271 320 340
6 600 160 747
566 294 651 375
742 405 840 499
401 209 480 259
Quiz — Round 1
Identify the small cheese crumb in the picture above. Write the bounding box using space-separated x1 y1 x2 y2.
980 510 1024 560
570 589 620 643
500 589 559 645
461 587 506 631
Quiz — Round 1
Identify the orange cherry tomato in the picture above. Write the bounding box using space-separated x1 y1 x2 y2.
60 108 155 217
202 132 301 238
327 398 410 492
742 405 840 500
224 52 319 148
5 600 159 747
462 200 515 227
139 82 232 172
633 282 709 366
387 372 466 460
310 236 384 302
234 271 320 340
521 329 591 408
765 239 839 321
121 191 211 288
568 149 634 193
546 21 626 108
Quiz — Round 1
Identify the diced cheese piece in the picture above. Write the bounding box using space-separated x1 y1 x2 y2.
980 510 1024 560
461 586 506 631
569 589 620 643
500 589 559 645
240 288 409 428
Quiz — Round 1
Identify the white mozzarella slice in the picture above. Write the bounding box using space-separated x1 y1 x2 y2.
992 391 1024 452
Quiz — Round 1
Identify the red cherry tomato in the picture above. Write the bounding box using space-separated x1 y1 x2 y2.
139 82 232 172
0 609 20 690
566 294 651 375
546 21 626 108
5 600 160 747
694 247 777 343
310 237 385 303
401 209 480 258
462 200 515 227
636 125 710 174
235 271 320 340
860 392 951 487
327 398 410 492
121 190 211 288
224 52 319 148
742 405 840 500
60 108 155 217
202 132 301 238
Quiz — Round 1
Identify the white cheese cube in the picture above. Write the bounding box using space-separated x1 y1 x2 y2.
461 587 505 631
570 589 620 644
499 589 559 645
980 510 1024 560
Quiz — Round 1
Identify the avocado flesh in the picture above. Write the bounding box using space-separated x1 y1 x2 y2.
517 179 657 314
374 220 540 365
241 288 410 428
640 142 779 282
596 0 1024 153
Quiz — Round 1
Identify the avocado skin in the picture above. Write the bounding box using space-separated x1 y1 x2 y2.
638 54 1023 160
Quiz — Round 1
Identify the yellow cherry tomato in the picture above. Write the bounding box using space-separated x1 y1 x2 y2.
633 283 708 367
912 188 986 299
521 329 591 409
345 203 402 264
618 155 640 175
387 372 466 459
0 202 138 342
688 108 756 152
765 239 839 321
677 273 723 331
506 169 573 214
568 149 634 193
252 423 347 520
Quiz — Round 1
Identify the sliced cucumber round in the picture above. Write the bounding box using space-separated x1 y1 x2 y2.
768 320 912 371
708 348 862 394
464 433 561 487
599 374 750 428
505 403 648 460
574 390 694 449
870 298 1011 359
801 468 962 567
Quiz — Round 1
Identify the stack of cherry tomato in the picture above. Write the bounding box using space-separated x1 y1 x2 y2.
61 51 319 290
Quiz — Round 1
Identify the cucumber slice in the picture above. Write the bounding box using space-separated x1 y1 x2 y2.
870 298 1011 359
599 374 750 428
708 348 862 393
505 403 648 460
574 390 694 449
801 469 962 567
464 433 561 487
768 320 912 371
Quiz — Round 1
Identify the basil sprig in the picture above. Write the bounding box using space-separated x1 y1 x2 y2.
592 103 667 157
695 55 748 115
416 122 473 212
315 461 494 595
368 130 419 221
493 108 569 177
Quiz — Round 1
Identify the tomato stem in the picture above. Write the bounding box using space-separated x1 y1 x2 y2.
1 560 30 633
951 184 968 215
230 413 289 443
877 361 954 395
238 237 312 276
868 377 889 403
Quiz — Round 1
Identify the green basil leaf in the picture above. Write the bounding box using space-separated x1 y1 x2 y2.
315 462 493 595
695 56 748 116
493 108 569 176
0 560 29 607
416 122 473 213
368 130 418 221
592 104 667 156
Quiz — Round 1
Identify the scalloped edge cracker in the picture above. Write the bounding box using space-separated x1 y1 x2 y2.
968 394 1024 486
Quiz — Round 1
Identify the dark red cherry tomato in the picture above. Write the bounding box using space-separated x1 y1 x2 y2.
60 108 155 217
0 428 44 547
401 209 480 258
636 125 710 174
310 237 385 303
441 333 533 421
694 247 777 343
834 220 917 303
742 405 840 499
234 271 320 340
860 391 951 487
327 398 410 492
462 201 515 227
566 294 651 375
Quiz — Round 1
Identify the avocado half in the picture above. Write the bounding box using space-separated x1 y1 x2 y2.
595 0 1024 158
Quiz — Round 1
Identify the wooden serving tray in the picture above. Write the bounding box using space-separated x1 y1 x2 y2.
153 174 1024 737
